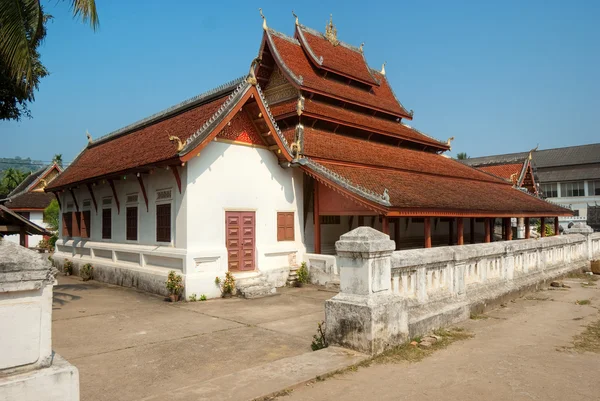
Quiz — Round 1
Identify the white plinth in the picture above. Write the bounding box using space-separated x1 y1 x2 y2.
0 354 79 401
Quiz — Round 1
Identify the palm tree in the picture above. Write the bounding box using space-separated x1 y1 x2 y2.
456 152 469 160
0 0 99 91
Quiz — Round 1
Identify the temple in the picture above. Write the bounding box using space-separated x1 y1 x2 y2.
45 13 571 298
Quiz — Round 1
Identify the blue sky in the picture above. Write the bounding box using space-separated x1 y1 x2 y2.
1 0 599 165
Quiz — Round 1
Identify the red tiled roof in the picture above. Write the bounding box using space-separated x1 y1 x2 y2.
478 164 522 182
271 98 446 149
4 192 55 210
296 26 378 86
291 127 503 184
268 32 412 119
48 95 228 190
317 161 568 214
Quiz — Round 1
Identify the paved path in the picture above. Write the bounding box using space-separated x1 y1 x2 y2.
52 276 353 401
280 277 600 401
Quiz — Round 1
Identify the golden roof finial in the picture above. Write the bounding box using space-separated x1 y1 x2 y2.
296 95 305 116
292 10 299 26
325 14 339 46
381 62 386 75
528 144 539 160
359 42 364 53
169 135 184 152
446 136 455 149
259 8 267 30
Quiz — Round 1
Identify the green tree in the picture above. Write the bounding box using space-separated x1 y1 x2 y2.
456 152 469 160
43 198 59 231
1 168 30 193
52 154 63 168
0 0 99 121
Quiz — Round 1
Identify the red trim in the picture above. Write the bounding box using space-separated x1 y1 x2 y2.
69 189 79 212
8 208 45 212
170 165 182 194
86 183 98 212
108 179 120 214
137 175 149 212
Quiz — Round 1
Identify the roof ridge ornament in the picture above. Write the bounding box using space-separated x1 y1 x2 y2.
259 8 267 30
86 130 92 144
296 94 305 116
169 135 184 152
446 136 455 150
292 10 299 26
359 42 364 53
325 14 339 46
381 62 386 76
246 57 261 86
528 144 539 160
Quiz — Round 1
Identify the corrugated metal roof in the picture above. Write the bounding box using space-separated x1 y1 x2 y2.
537 165 600 182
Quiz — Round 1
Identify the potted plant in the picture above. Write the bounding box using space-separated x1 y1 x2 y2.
63 259 73 276
296 262 309 287
166 270 184 302
215 271 236 298
80 263 94 281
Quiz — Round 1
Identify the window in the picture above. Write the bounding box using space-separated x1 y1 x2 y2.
540 183 558 198
102 208 112 239
156 204 171 242
72 212 81 237
126 206 138 241
62 213 73 237
80 211 91 238
589 180 600 196
319 215 340 225
561 181 585 197
277 212 295 241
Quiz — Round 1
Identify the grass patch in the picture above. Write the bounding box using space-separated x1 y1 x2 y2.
581 282 597 288
525 295 551 301
470 313 489 320
576 299 591 305
573 319 600 353
372 327 473 364
566 272 599 281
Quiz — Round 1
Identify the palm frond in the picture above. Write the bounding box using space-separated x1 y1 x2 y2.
0 0 43 90
70 0 99 30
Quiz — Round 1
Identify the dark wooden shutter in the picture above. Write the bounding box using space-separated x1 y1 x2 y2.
277 212 294 241
156 204 171 242
62 213 72 237
79 211 91 238
126 206 138 241
72 212 81 237
102 209 112 239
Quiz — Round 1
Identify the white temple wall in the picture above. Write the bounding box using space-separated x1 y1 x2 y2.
184 141 306 298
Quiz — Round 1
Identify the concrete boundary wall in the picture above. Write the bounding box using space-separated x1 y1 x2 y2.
325 227 600 355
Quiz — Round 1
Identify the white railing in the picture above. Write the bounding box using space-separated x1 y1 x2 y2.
390 235 589 302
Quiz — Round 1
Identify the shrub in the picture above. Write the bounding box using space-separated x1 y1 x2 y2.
200 294 207 301
166 271 184 295
48 234 58 251
215 271 236 297
296 262 309 286
188 293 198 302
37 238 49 250
63 259 73 275
80 263 94 281
534 219 554 237
311 321 329 351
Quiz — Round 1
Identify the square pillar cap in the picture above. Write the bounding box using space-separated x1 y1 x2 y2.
0 240 57 293
565 222 593 235
336 226 395 254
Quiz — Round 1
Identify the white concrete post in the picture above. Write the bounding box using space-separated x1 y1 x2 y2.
0 240 80 401
325 227 402 355
565 223 594 261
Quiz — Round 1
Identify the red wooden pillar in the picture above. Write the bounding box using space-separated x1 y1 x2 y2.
457 218 464 245
448 218 454 245
470 218 475 244
394 218 401 250
554 216 559 235
314 182 321 254
382 216 389 235
540 217 546 238
484 218 491 243
424 217 432 248
506 218 513 241
525 217 530 239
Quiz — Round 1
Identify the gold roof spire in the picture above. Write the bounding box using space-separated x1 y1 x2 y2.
292 10 299 26
325 14 339 46
259 8 267 30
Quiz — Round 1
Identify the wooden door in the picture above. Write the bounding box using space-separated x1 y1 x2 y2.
226 211 255 271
